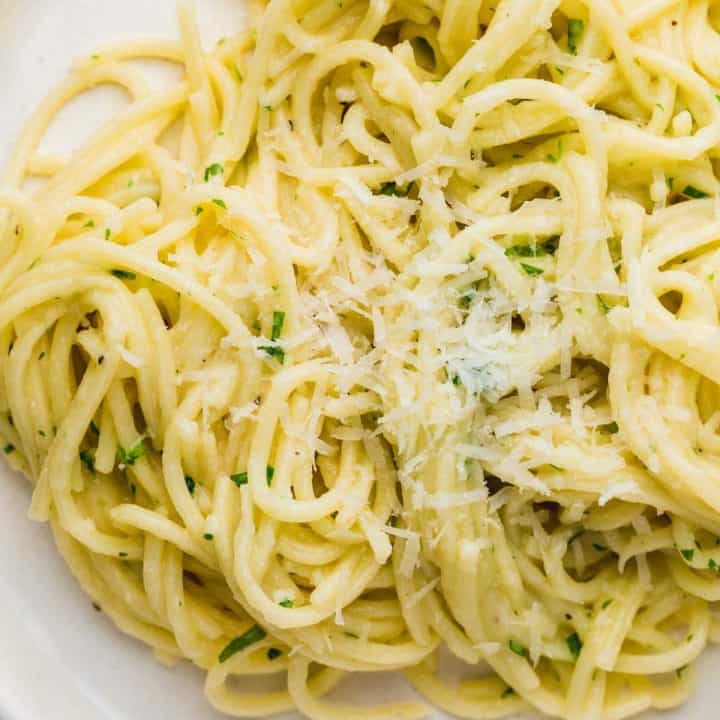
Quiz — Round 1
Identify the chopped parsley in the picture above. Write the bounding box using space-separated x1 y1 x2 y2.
185 475 196 495
601 598 613 610
79 449 95 473
520 263 544 276
212 198 227 209
110 269 136 280
218 624 267 663
231 467 274 486
118 552 128 558
267 648 282 660
566 632 583 660
508 639 527 657
279 598 294 608
204 163 224 182
83 220 95 229
104 228 111 241
195 206 204 216
117 438 146 467
38 352 46 360
271 311 285 341
260 345 285 364
2 444 14 454
38 430 46 437
377 181 412 197
231 472 248 487
683 185 709 199
204 533 214 541
680 548 695 562
505 237 558 258
567 18 585 55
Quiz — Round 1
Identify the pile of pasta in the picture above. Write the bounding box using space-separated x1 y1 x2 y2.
2 0 720 718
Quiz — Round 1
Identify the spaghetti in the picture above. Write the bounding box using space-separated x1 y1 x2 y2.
3 0 720 718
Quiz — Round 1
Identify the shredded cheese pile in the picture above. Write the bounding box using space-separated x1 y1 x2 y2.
3 0 720 718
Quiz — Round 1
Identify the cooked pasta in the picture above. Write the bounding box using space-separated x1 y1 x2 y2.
3 0 720 718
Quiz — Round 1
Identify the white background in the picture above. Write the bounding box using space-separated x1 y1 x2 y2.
0 1 716 718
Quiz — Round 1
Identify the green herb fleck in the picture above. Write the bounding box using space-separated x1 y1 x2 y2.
683 185 709 199
509 639 527 657
271 311 285 341
378 181 412 197
212 198 227 209
118 552 128 558
680 548 695 561
83 220 95 229
266 466 275 486
3 444 14 454
118 438 146 467
501 687 515 698
79 449 95 473
279 598 294 608
104 228 111 241
566 632 582 660
267 648 282 660
260 346 285 364
505 238 558 258
218 624 267 663
195 206 204 216
185 475 196 495
601 598 613 610
204 533 214 541
38 430 46 437
110 269 136 280
567 19 585 55
38 352 46 360
520 263 544 276
204 163 224 182
231 472 248 487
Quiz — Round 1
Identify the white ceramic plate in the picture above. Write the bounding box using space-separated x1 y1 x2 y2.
0 2 717 718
